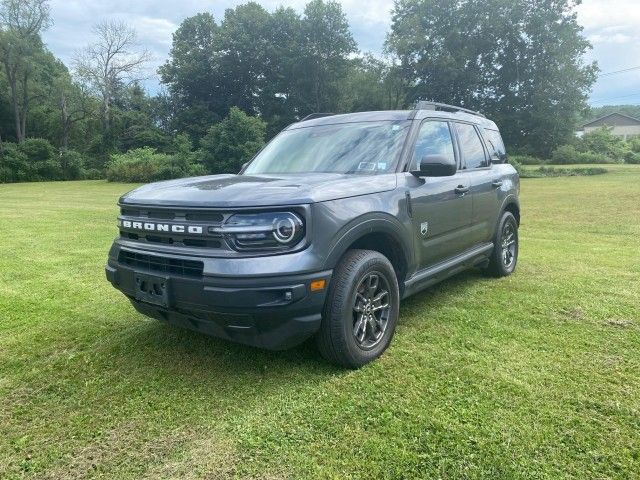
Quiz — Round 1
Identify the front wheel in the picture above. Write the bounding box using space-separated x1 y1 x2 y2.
316 249 400 368
485 211 519 277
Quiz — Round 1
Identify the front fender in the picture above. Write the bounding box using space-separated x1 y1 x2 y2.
322 212 413 272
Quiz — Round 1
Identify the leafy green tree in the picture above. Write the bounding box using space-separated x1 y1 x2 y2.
299 0 357 113
158 13 221 141
339 55 408 112
0 0 52 142
200 107 265 174
386 0 597 156
116 83 172 153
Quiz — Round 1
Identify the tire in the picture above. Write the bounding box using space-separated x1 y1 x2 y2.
484 211 519 277
316 249 400 369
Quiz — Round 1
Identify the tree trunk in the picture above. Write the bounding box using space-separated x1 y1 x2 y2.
4 60 24 142
102 89 110 132
60 93 69 149
19 71 28 142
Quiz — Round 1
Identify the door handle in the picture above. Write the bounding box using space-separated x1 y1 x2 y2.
492 180 503 188
454 185 470 195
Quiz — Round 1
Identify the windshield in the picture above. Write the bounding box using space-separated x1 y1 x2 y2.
244 121 411 175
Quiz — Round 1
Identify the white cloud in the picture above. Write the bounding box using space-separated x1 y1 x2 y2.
577 0 640 105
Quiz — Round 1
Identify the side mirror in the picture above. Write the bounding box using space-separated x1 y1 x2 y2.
411 154 457 177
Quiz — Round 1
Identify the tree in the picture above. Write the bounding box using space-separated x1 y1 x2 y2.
0 0 52 142
158 13 221 140
299 0 357 113
56 78 94 149
74 20 151 134
339 55 408 112
386 0 597 156
159 1 358 141
200 107 265 174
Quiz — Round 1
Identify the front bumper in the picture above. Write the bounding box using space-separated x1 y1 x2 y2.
106 250 332 350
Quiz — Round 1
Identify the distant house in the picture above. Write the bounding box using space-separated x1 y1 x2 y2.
581 113 640 140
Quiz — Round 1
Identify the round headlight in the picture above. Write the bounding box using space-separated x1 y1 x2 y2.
273 217 296 243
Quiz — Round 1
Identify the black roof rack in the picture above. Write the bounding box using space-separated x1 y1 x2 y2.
415 101 485 118
300 113 335 122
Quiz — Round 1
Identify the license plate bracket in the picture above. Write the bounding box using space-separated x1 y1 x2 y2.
134 273 170 307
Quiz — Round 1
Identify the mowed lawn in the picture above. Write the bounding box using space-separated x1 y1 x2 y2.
1 166 639 479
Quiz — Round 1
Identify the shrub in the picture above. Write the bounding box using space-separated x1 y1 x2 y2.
18 138 56 163
510 154 545 165
578 127 626 161
627 137 640 154
508 156 523 176
625 152 640 164
59 149 86 180
107 141 206 183
107 148 169 183
18 138 62 180
550 145 613 165
0 143 33 183
200 107 266 174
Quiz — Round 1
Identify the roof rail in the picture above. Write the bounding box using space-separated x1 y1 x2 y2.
300 113 335 122
415 101 485 118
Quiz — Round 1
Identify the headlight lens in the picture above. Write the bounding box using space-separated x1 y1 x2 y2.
220 212 305 251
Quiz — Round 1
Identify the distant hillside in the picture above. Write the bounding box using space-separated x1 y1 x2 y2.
583 105 640 123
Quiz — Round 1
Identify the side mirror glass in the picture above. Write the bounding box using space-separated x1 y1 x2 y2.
411 154 457 177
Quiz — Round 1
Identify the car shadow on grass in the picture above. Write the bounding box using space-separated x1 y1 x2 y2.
111 269 488 377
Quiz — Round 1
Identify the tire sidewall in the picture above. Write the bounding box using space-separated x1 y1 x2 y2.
339 253 400 366
496 212 518 275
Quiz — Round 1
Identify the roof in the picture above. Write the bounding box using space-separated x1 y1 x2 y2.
287 109 498 130
581 112 640 128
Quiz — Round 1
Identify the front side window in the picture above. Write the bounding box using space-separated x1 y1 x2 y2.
411 121 456 170
455 123 488 169
244 121 411 175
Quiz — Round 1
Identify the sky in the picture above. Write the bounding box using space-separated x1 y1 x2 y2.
41 0 640 106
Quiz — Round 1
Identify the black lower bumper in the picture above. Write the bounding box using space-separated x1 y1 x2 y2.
105 261 332 350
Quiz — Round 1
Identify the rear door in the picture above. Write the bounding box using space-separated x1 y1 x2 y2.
407 120 474 270
454 122 502 245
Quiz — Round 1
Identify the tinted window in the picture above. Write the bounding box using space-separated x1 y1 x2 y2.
244 121 411 175
484 128 506 162
455 123 487 169
411 121 455 170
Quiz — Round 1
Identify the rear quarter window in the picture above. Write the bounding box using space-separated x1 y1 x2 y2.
483 129 507 162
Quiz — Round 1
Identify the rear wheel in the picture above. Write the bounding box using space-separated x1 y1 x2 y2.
485 211 519 277
316 249 400 368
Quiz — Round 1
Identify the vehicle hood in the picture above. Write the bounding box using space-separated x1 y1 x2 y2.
119 173 397 207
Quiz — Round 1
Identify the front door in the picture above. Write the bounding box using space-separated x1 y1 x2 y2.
407 120 474 270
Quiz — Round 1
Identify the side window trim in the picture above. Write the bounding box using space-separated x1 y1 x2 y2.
405 119 458 172
453 121 491 170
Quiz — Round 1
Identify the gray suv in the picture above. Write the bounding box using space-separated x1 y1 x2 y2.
106 102 520 368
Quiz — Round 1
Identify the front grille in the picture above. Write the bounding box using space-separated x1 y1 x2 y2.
118 250 204 277
118 206 229 250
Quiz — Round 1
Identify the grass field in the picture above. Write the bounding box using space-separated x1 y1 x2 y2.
1 166 639 479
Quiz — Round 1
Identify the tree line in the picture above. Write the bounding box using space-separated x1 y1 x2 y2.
1 0 599 183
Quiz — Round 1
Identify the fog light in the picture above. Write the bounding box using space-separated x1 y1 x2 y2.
310 279 326 292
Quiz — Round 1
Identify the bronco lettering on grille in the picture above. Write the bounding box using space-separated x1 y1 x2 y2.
118 219 203 234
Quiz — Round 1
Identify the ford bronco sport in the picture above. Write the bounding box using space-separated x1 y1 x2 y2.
106 102 520 368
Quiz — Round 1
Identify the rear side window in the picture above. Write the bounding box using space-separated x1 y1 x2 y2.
411 121 456 170
484 129 506 162
455 123 488 169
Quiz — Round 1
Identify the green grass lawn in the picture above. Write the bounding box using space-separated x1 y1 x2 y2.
1 170 639 479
